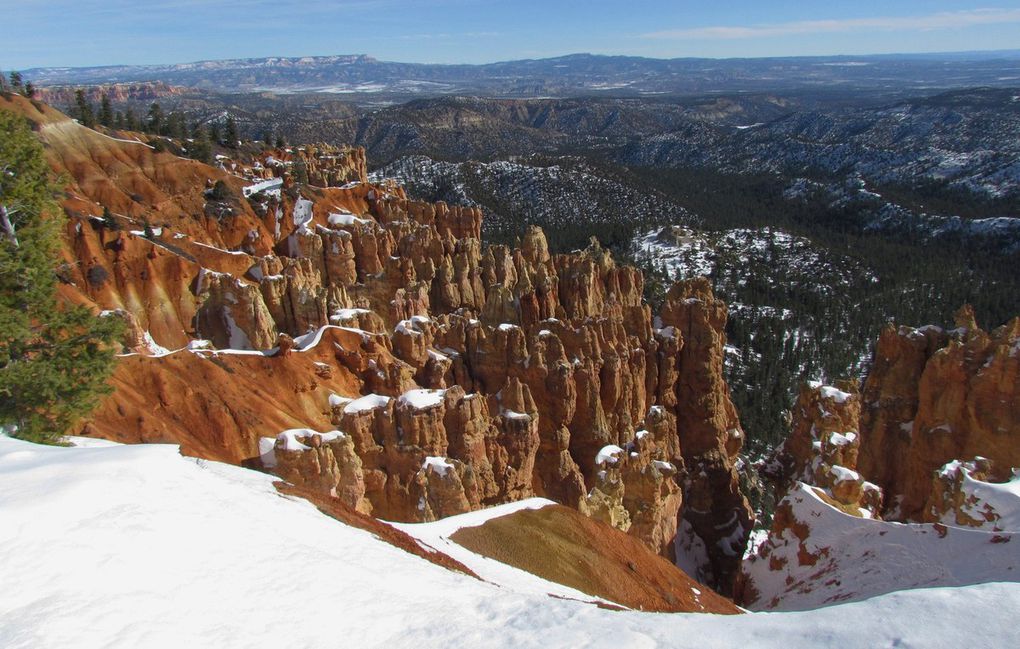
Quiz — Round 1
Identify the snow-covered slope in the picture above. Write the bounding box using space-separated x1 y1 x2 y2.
741 483 1020 612
3 434 1020 648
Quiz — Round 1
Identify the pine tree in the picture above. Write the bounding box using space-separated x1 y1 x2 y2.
224 116 239 148
292 158 309 185
188 125 212 163
164 111 186 140
9 72 23 92
98 93 113 127
0 109 122 444
74 90 96 128
124 108 139 131
147 103 163 134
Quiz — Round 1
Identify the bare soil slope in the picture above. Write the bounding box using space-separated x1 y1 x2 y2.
450 504 740 613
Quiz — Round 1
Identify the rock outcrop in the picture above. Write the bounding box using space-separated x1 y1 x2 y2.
763 381 882 518
858 309 1020 520
660 279 753 594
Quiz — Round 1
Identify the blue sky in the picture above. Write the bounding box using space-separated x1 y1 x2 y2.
5 0 1020 69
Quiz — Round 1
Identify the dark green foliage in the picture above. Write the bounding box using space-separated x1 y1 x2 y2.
636 166 1020 455
0 109 122 444
4 72 34 99
74 90 96 128
275 136 286 149
98 94 113 128
209 122 221 145
292 159 309 184
224 116 239 148
86 265 109 287
188 126 212 163
102 206 120 231
208 180 233 201
147 103 163 134
124 109 139 132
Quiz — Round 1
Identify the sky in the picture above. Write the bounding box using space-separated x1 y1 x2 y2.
4 0 1020 70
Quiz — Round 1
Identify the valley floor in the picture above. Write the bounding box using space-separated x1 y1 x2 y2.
1 435 1017 649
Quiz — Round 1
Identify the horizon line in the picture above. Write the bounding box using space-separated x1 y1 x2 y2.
17 47 1020 73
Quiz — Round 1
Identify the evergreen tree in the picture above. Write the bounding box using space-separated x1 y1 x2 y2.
188 125 212 163
98 93 113 127
147 103 163 134
275 135 285 149
9 72 23 92
224 116 239 148
74 90 96 128
292 158 309 185
164 111 186 140
0 109 122 444
114 111 124 129
23 82 35 99
124 108 139 131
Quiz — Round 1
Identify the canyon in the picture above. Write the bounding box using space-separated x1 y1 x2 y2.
3 90 1019 617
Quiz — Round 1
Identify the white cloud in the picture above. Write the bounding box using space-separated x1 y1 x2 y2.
643 9 1020 40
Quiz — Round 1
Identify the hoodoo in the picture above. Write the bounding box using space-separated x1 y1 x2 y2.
3 93 751 593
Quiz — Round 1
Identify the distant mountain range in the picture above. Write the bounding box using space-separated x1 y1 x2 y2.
24 51 1020 99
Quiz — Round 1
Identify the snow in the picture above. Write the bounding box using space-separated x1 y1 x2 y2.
258 436 278 468
501 409 532 421
395 319 423 336
3 435 1020 648
328 212 370 227
292 197 314 233
275 429 346 453
827 432 856 447
242 177 283 198
427 349 449 362
328 393 350 408
398 389 446 410
330 307 370 323
743 482 1020 611
141 331 170 356
422 456 455 476
937 460 1020 530
343 394 392 414
129 227 162 238
192 241 250 256
827 464 861 484
222 307 252 350
594 444 624 466
819 385 852 403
